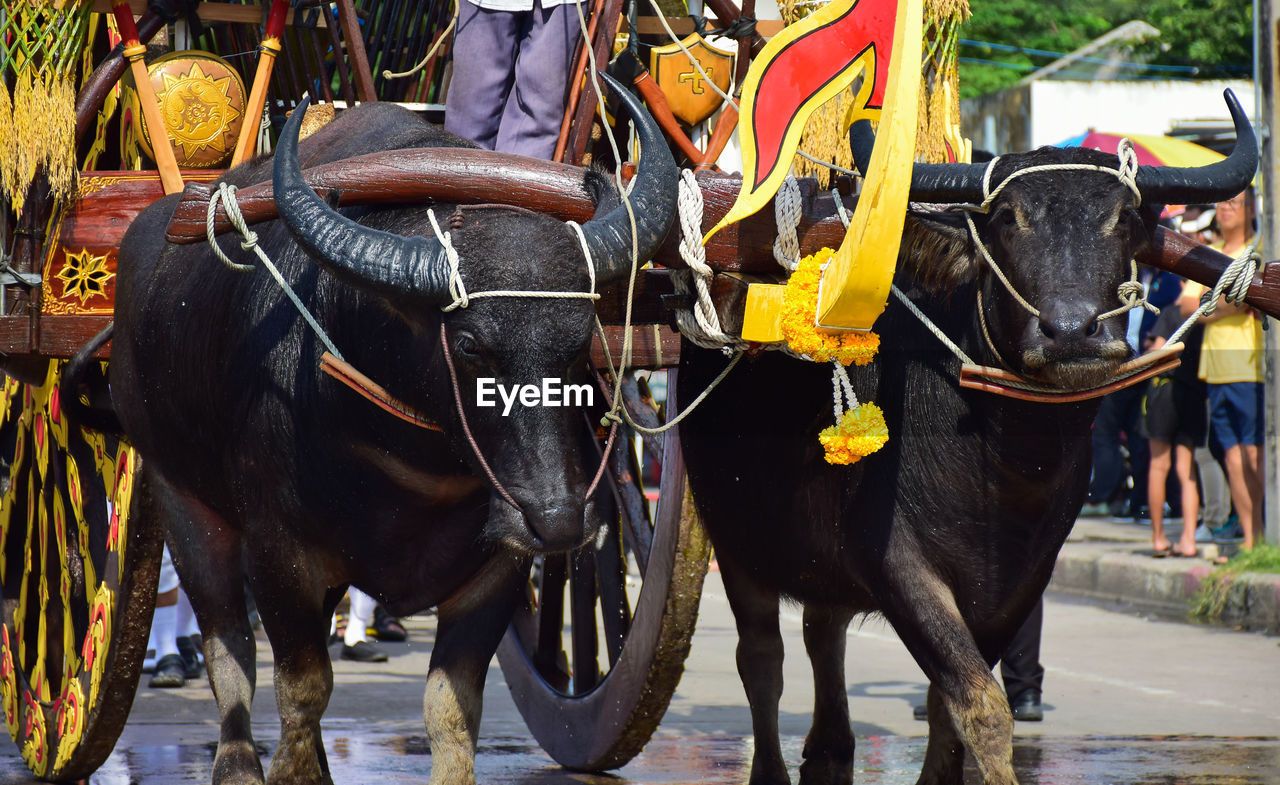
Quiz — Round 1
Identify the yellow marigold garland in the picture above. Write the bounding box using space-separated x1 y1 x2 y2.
781 247 880 365
819 401 889 465
778 250 891 464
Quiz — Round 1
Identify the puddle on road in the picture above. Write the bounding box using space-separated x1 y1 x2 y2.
0 734 1274 784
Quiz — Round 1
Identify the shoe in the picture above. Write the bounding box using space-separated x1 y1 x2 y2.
149 654 186 688
1212 519 1244 541
369 608 408 643
1194 523 1214 543
1008 689 1043 722
340 640 388 663
912 703 928 721
1078 502 1111 517
176 636 203 680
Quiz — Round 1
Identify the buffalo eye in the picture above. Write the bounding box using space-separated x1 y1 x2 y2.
454 333 481 360
992 208 1017 228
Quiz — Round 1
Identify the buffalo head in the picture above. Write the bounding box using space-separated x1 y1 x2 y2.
873 90 1256 391
270 75 677 553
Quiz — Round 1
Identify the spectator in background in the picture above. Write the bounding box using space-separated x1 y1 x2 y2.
1144 279 1206 558
444 0 579 159
1178 189 1264 550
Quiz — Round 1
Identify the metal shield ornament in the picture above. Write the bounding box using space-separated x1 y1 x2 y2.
128 51 247 168
649 34 735 126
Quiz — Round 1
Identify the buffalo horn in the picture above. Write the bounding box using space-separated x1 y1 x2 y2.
273 96 452 301
850 89 1257 207
1134 89 1256 205
579 72 679 284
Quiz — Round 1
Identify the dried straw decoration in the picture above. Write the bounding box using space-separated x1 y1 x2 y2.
918 0 969 163
0 0 95 208
779 0 970 182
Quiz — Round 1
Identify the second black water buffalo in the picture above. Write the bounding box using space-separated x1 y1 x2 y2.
678 92 1255 785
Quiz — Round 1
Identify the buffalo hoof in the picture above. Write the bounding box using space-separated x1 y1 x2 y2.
799 744 854 785
211 741 266 785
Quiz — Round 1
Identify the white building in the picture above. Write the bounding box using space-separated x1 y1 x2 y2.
960 79 1254 155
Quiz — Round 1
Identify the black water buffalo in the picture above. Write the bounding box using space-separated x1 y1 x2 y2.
102 76 675 785
678 93 1255 785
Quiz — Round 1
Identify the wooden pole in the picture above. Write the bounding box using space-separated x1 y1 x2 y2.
335 0 377 101
1260 0 1278 545
232 0 290 166
111 1 183 194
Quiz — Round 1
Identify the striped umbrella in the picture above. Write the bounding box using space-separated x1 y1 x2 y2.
1053 130 1225 168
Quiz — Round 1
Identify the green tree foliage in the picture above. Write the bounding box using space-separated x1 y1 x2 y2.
958 0 1252 98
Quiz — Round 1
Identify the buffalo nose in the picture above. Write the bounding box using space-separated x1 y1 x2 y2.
1036 299 1104 347
523 500 587 552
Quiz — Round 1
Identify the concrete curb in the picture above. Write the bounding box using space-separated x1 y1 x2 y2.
1051 535 1280 635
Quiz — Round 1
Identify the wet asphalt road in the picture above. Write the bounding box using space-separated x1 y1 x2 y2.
0 570 1276 784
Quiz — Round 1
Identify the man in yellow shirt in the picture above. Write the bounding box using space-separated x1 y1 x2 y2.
1178 189 1264 550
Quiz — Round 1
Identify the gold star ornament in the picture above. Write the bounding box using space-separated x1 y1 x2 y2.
56 249 113 306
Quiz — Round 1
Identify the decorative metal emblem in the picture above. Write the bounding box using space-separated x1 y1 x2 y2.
132 52 247 168
649 34 735 126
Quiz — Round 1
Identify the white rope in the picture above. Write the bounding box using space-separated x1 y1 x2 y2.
1168 245 1261 345
425 208 602 312
773 175 802 271
830 361 860 420
671 170 750 352
955 140 1149 324
206 183 346 360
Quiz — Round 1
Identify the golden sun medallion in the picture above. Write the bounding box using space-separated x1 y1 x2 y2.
131 52 247 168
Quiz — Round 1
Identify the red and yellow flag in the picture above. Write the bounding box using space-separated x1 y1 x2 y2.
706 0 902 240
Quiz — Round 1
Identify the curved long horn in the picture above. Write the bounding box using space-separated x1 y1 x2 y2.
1134 89 1257 205
579 72 679 284
273 96 451 300
851 90 1257 206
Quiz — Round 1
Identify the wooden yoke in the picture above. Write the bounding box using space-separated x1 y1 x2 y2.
1143 226 1280 319
231 0 290 166
111 1 183 194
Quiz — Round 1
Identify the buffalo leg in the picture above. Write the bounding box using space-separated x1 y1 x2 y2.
242 536 337 785
424 551 527 785
918 683 965 784
151 472 265 785
799 604 856 785
719 555 790 785
876 559 1015 785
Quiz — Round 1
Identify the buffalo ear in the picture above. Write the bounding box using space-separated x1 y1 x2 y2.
899 210 978 294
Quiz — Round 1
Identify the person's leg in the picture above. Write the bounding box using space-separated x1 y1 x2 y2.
150 545 185 687
343 587 388 662
1194 445 1230 528
1147 439 1172 553
495 0 579 158
1088 395 1125 506
444 0 521 150
1240 382 1265 548
1173 444 1200 556
999 599 1044 722
1221 444 1253 545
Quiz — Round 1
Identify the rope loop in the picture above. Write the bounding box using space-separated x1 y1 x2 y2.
773 175 802 271
207 183 256 273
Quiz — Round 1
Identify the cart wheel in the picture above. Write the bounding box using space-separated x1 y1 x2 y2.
497 368 710 771
0 361 162 780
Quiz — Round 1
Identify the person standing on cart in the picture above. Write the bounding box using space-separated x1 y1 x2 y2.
444 0 581 159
